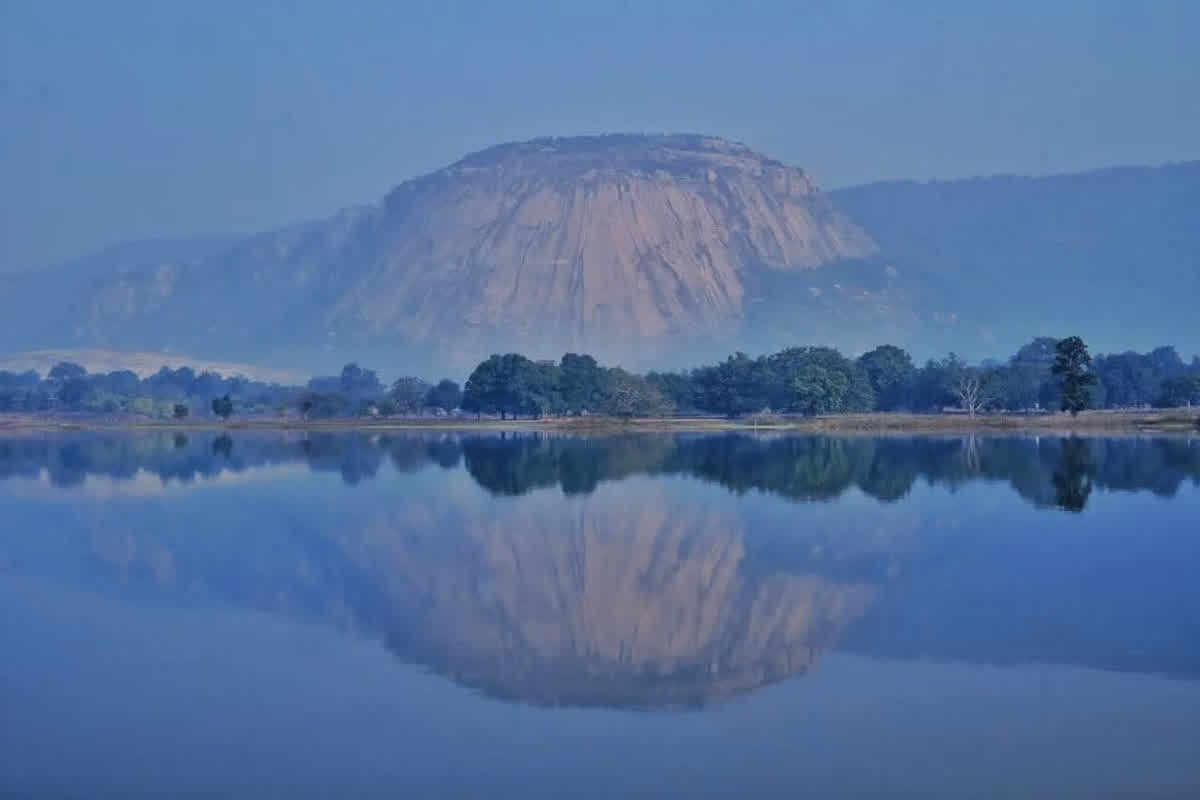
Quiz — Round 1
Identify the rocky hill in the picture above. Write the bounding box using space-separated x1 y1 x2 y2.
2 138 1195 374
0 135 888 374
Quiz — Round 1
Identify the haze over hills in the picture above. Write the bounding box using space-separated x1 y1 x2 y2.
829 161 1200 361
1 135 1196 377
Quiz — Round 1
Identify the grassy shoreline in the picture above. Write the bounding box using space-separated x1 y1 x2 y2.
2 409 1197 435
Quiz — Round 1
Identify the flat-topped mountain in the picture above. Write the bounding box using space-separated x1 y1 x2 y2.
2 137 1195 374
347 134 875 358
0 135 884 373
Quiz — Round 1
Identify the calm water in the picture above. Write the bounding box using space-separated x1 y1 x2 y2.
2 432 1199 798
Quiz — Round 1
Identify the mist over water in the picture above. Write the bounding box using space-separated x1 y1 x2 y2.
2 432 1198 797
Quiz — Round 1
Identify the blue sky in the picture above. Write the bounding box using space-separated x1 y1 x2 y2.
2 0 1198 271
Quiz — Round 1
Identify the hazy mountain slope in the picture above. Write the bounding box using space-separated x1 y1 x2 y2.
830 162 1200 359
0 234 238 364
30 236 239 280
3 142 1196 375
0 135 883 374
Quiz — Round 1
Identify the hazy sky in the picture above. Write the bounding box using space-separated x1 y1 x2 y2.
3 0 1198 271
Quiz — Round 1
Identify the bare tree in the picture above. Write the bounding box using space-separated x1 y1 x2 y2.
960 434 982 471
950 368 995 416
606 372 670 419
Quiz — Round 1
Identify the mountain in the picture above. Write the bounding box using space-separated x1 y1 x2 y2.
830 161 1200 359
0 135 893 375
1 137 1196 376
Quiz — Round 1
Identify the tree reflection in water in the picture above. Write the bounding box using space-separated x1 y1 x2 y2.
1052 437 1095 512
1 431 1197 707
1 432 1194 510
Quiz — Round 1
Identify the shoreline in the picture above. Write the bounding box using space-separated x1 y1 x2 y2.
2 410 1197 436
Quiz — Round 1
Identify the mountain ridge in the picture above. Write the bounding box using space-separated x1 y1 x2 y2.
1 134 883 373
2 138 1196 374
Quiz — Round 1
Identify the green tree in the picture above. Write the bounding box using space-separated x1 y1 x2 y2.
172 403 189 419
790 365 851 415
1093 352 1161 408
390 376 432 414
56 377 91 409
211 394 234 420
1051 336 1097 416
693 352 769 417
911 357 955 411
299 392 348 419
1149 346 1186 379
645 371 698 413
767 347 874 413
559 353 605 413
462 354 559 419
1157 375 1200 408
1007 337 1061 410
48 362 87 382
338 363 384 397
425 379 463 413
857 345 915 411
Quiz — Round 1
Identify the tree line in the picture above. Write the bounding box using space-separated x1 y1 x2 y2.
0 361 466 421
0 363 292 418
457 337 1199 419
2 336 1197 420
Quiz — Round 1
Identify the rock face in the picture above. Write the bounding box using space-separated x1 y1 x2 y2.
6 146 1197 373
2 134 878 373
349 135 875 363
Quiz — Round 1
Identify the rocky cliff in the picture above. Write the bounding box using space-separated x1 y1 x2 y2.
2 135 882 373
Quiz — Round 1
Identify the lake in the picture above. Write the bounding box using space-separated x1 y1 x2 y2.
1 432 1198 798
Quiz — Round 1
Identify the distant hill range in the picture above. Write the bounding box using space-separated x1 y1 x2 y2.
0 349 303 385
1 134 1196 376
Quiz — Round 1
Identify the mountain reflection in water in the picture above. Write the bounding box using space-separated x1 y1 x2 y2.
1 432 1198 709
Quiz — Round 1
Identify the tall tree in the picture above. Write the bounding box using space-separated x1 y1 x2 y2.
339 363 384 398
211 394 234 420
790 365 850 415
765 347 873 413
1051 336 1097 416
425 379 462 413
911 357 956 411
1149 346 1186 379
1157 375 1200 408
56 377 91 408
390 376 432 414
1007 336 1061 410
692 352 769 417
645 371 698 413
559 353 605 413
462 354 557 419
48 362 87 382
857 345 915 411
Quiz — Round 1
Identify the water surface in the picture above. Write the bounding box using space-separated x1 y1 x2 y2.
2 432 1198 798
